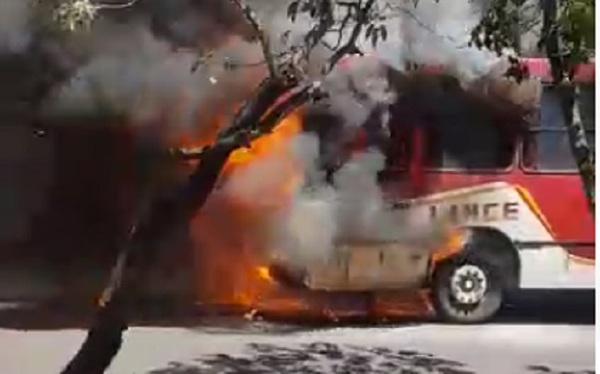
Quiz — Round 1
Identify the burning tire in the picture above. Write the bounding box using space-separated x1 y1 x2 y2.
431 252 503 323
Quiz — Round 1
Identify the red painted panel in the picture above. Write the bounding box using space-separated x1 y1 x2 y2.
522 57 595 83
382 168 595 260
337 53 595 260
513 171 595 258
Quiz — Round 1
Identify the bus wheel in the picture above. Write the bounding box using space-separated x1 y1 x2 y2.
432 253 503 324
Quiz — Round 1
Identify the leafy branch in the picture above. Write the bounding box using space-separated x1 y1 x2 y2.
52 0 141 32
472 0 595 214
229 0 279 79
287 0 381 73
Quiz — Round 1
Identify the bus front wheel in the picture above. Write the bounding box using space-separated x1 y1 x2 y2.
431 253 504 323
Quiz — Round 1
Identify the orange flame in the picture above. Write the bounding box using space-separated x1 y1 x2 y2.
178 103 454 319
188 108 304 309
432 229 465 265
256 266 273 282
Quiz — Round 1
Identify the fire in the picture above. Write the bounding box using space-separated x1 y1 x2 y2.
256 266 273 282
226 113 302 169
432 229 466 265
179 101 458 320
222 111 304 200
187 107 305 310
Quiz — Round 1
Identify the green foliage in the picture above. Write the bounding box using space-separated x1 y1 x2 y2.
469 0 522 56
559 0 595 65
473 0 595 65
52 0 99 32
286 0 386 70
48 0 139 33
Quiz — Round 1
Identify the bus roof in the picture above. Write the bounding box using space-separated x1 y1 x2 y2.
521 57 595 83
337 54 595 83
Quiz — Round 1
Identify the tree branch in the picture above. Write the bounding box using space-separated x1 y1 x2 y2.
229 0 279 79
59 63 320 373
95 0 140 10
175 82 328 161
326 0 377 72
540 0 595 214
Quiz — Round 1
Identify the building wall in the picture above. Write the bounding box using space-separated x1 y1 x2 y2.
0 123 194 301
0 124 53 248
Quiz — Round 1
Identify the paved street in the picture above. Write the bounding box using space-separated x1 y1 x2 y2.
0 291 595 374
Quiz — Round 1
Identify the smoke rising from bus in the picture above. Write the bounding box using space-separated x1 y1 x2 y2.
0 0 539 298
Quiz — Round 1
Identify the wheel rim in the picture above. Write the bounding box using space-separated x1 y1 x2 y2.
449 264 488 305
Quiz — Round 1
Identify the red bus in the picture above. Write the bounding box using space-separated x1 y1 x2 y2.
369 57 596 322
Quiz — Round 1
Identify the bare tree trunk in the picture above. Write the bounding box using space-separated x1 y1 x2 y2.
59 69 328 373
558 84 595 213
59 76 299 374
541 0 595 214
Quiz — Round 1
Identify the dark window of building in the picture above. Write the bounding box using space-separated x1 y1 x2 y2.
522 84 595 172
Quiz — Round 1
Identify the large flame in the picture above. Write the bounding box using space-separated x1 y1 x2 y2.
187 109 305 309
177 102 458 320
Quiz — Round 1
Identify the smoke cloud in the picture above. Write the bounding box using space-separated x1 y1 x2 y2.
201 0 536 275
217 130 446 272
0 0 511 137
0 0 33 52
0 0 539 295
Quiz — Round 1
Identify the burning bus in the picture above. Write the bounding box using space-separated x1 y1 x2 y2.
218 56 595 324
9 54 592 325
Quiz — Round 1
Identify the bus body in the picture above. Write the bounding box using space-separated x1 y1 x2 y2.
376 57 595 290
271 57 595 322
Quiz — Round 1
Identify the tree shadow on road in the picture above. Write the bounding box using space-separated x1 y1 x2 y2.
496 290 595 325
0 289 593 330
147 342 475 374
527 364 595 374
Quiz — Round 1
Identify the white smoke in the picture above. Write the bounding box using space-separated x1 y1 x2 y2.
250 0 505 82
322 57 396 129
43 20 266 139
35 0 508 140
219 130 444 269
0 0 33 52
394 0 503 80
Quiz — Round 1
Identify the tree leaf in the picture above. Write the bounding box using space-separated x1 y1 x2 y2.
191 59 201 73
281 30 292 45
371 29 379 48
365 23 375 39
379 25 388 41
287 0 299 21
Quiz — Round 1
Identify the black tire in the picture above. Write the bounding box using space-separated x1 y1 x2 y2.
432 252 504 324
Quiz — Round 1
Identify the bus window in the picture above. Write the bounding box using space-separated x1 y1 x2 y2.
522 84 595 172
384 124 412 170
422 108 516 170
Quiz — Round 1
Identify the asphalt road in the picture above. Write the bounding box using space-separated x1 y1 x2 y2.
0 290 595 374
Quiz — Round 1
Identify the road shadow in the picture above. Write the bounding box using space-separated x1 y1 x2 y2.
526 365 594 374
0 289 593 330
146 343 476 374
146 343 596 374
0 298 205 330
496 289 595 325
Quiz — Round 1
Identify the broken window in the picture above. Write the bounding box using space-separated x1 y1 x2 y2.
522 84 595 172
383 123 412 170
421 97 516 170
